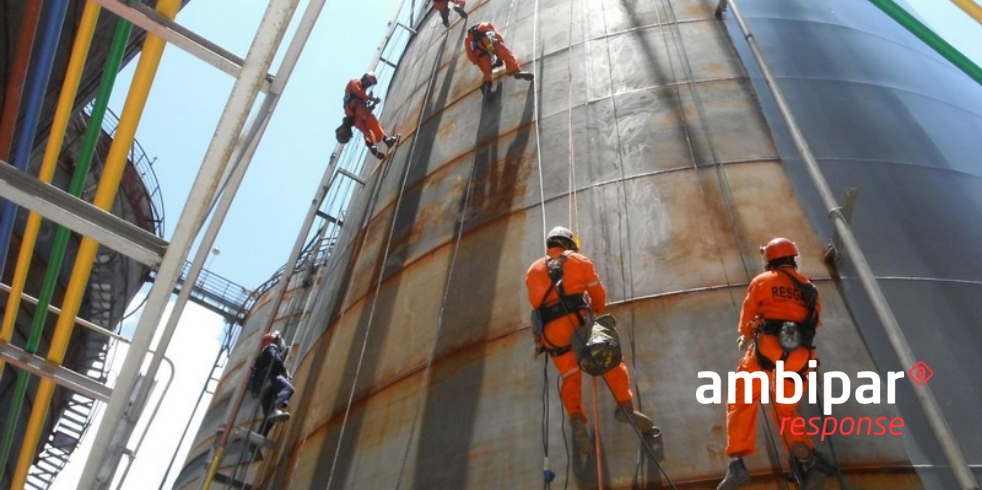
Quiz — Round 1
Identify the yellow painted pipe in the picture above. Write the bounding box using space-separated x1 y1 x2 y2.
201 446 226 490
0 2 100 379
11 0 184 486
949 0 982 25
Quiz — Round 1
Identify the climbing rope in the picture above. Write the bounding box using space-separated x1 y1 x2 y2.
323 135 413 490
393 28 480 488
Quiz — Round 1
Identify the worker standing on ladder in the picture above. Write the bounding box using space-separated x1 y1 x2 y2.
464 22 534 96
525 227 654 460
718 238 831 490
344 72 397 159
250 331 295 434
432 0 467 27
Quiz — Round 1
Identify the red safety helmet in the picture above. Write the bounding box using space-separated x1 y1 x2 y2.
760 237 799 262
361 71 378 87
261 331 282 348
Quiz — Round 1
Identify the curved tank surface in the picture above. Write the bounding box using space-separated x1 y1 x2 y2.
722 0 982 487
176 0 980 488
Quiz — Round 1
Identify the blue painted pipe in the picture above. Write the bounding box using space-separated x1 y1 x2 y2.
0 0 71 279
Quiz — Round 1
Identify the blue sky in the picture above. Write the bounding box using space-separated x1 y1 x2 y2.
51 0 981 488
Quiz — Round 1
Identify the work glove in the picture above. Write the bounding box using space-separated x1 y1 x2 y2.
737 334 750 353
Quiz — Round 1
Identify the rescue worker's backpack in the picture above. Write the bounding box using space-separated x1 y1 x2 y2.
570 314 623 376
335 116 354 144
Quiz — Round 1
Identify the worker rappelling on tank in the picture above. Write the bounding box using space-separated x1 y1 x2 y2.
718 238 835 490
250 331 295 435
525 227 655 462
464 22 534 99
341 72 398 159
432 0 468 27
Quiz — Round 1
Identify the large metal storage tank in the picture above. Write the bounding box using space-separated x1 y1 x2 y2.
177 0 981 488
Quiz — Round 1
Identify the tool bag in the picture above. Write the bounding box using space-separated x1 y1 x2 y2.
335 116 354 144
570 314 623 376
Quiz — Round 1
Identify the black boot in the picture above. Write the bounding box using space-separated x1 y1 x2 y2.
513 71 534 81
382 135 397 148
717 457 750 490
453 5 468 18
368 145 385 160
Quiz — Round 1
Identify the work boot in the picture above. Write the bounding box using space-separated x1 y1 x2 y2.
267 408 291 424
512 70 534 81
569 416 592 462
717 457 751 490
454 5 468 18
383 135 398 148
491 57 504 69
791 444 829 490
368 145 385 160
614 401 654 432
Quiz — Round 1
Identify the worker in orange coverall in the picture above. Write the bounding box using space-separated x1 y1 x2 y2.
525 226 653 461
464 22 534 96
719 238 831 490
344 72 397 159
432 0 467 27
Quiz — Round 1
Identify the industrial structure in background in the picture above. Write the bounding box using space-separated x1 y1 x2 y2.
0 1 168 488
170 0 982 489
1 0 980 489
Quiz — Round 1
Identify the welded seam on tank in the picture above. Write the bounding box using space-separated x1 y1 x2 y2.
333 159 776 317
784 75 982 119
388 18 723 146
566 0 579 231
810 156 982 179
667 0 757 284
323 19 450 490
392 83 482 490
649 0 746 314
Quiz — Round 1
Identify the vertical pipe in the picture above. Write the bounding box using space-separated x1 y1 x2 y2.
9 0 182 483
0 0 70 280
0 0 100 380
724 1 980 488
79 1 303 487
865 0 982 85
0 0 44 158
0 11 131 480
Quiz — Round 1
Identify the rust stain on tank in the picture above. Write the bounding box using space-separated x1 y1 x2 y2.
436 115 458 143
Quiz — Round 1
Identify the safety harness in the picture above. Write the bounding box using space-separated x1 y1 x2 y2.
468 25 496 57
753 268 818 374
531 254 591 357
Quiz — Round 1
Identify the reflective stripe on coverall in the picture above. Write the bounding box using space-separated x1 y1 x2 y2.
726 265 823 456
525 246 633 422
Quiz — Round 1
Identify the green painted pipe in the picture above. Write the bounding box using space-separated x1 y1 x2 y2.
867 0 982 85
0 19 134 475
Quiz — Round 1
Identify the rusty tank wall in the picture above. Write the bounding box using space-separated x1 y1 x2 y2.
721 0 982 488
176 0 982 488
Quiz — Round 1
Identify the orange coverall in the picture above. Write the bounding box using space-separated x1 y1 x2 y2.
525 247 635 422
464 22 521 85
344 78 385 146
432 0 464 13
726 265 823 457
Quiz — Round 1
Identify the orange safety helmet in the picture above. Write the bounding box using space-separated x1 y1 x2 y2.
361 71 378 87
761 237 799 262
261 331 282 348
546 226 582 251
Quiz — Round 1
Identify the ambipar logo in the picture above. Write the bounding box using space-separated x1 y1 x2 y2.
697 360 906 413
697 361 912 438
